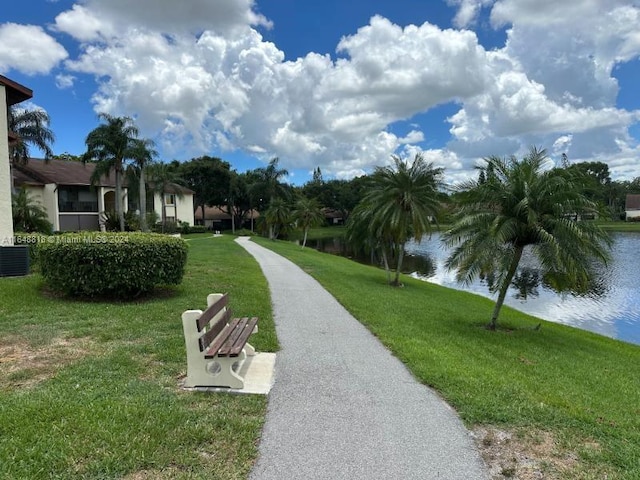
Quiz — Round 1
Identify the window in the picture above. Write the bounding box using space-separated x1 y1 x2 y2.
164 194 176 205
58 186 98 212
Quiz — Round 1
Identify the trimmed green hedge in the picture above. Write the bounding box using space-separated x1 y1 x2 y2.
38 233 188 298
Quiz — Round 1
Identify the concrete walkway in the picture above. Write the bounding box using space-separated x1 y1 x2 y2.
236 237 489 480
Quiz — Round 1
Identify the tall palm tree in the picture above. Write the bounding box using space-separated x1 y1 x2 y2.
250 157 290 209
8 106 55 191
129 138 156 231
358 154 444 286
443 147 612 330
292 197 325 247
83 114 139 232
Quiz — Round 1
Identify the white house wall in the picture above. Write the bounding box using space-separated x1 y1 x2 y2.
22 185 57 230
176 194 194 226
153 192 194 226
626 210 640 220
44 184 60 230
0 85 13 245
152 192 163 223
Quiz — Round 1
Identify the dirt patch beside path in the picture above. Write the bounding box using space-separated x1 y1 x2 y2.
0 336 94 388
472 425 600 479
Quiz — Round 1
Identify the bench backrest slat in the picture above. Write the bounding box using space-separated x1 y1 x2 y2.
196 293 229 332
198 307 232 352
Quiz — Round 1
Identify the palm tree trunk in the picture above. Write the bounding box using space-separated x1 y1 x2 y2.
231 207 235 234
381 246 391 285
115 168 125 232
199 204 206 229
488 245 524 330
302 228 309 248
162 203 167 233
393 244 406 286
139 167 147 232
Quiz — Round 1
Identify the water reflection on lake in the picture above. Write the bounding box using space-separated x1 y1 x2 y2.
309 233 640 346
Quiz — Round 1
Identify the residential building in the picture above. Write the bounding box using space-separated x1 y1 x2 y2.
15 158 195 231
625 194 640 220
194 205 258 231
1 75 32 245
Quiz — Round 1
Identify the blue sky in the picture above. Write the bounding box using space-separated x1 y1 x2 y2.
1 0 639 185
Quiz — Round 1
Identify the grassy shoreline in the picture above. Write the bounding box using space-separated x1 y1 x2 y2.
254 236 640 479
594 220 640 232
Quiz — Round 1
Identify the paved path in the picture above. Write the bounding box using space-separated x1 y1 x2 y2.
236 237 489 480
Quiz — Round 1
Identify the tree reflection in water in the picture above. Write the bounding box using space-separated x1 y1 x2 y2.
308 235 608 301
306 236 435 277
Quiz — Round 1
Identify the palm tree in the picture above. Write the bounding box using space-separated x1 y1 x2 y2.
129 138 156 231
8 106 55 191
263 198 291 240
443 147 612 330
358 154 444 286
12 188 52 234
346 201 394 284
83 114 139 232
250 157 290 209
292 197 325 247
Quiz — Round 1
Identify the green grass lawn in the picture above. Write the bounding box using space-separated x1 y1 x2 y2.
254 237 640 480
595 220 640 232
0 234 277 480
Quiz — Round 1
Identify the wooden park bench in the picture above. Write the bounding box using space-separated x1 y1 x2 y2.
181 293 258 389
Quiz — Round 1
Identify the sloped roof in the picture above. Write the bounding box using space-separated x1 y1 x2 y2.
15 158 117 187
148 182 195 195
15 159 195 195
0 74 32 106
13 167 45 186
626 194 640 210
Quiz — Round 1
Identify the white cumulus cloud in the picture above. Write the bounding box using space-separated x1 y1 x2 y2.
0 23 67 75
41 0 640 181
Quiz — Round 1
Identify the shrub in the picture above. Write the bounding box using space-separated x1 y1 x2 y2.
38 232 188 298
152 220 178 234
100 210 140 232
186 225 207 234
233 228 256 236
12 189 53 234
178 221 188 234
13 233 44 269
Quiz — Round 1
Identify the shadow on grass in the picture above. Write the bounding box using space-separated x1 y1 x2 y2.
39 285 183 304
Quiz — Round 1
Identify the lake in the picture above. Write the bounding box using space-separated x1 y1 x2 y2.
310 232 640 346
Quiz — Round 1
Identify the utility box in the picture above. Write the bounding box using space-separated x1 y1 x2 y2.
0 245 30 277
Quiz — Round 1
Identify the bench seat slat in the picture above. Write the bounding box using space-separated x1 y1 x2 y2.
228 317 258 356
199 309 231 352
203 317 242 358
218 318 250 356
196 293 229 332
